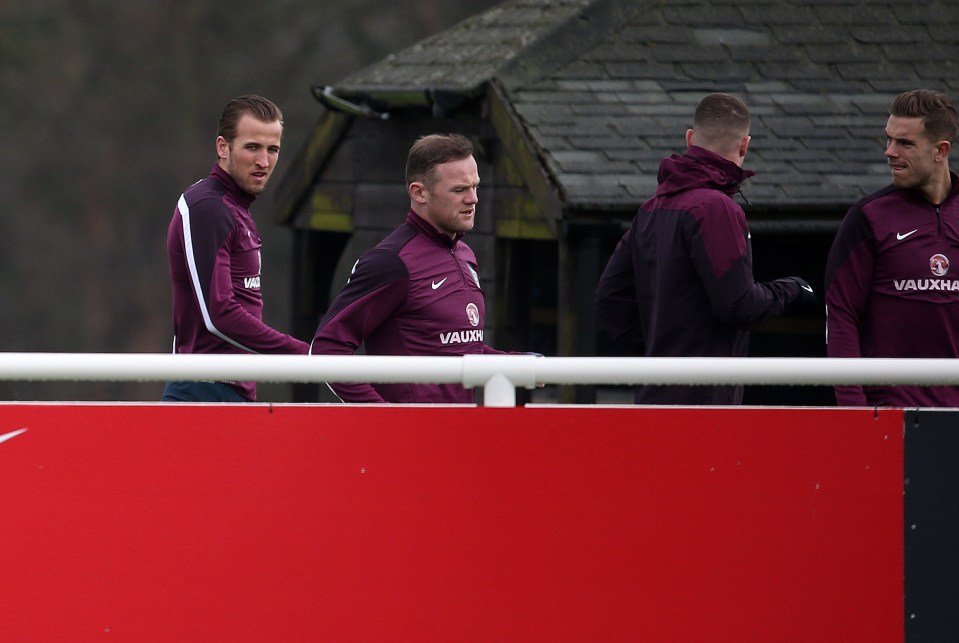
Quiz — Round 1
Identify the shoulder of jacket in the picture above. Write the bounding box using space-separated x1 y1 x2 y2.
181 191 239 229
354 245 409 280
856 185 903 211
843 186 913 234
684 187 744 220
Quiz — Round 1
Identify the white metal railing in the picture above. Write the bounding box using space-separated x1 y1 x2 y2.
1 352 958 407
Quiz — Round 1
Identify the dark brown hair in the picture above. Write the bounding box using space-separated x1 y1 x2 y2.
891 89 958 143
217 95 283 142
406 133 474 187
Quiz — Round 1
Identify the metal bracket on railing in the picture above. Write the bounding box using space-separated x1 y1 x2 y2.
461 354 539 407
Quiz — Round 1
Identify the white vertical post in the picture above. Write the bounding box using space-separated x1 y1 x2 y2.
482 372 517 408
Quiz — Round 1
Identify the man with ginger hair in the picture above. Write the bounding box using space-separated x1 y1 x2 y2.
596 92 814 405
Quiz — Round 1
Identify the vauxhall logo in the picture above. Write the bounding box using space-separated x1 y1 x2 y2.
440 302 483 345
930 253 949 276
244 276 261 289
894 253 956 291
440 329 485 345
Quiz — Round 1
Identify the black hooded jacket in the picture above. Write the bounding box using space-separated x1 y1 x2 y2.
595 146 803 405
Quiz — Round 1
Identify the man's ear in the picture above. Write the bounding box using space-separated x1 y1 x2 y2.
936 140 951 163
409 181 428 204
685 128 695 147
739 134 751 161
216 136 229 161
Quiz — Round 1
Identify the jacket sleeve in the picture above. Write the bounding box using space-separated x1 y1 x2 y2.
310 249 409 403
824 205 874 406
688 196 800 329
185 197 308 354
594 228 645 354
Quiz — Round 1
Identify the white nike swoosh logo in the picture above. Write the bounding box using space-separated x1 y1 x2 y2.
897 229 918 240
801 285 814 293
0 428 28 445
431 277 448 290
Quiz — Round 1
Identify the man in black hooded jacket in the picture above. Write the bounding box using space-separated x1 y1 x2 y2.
595 93 814 405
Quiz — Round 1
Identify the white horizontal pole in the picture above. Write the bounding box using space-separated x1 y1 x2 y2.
0 353 463 384
534 356 959 386
0 353 957 386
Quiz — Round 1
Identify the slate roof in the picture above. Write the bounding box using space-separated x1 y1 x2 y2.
331 0 959 215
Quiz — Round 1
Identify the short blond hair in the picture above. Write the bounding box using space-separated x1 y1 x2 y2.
693 93 750 150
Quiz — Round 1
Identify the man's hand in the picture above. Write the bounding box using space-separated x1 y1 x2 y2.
788 276 818 307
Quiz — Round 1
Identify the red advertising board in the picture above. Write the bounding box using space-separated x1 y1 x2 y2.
0 404 902 641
